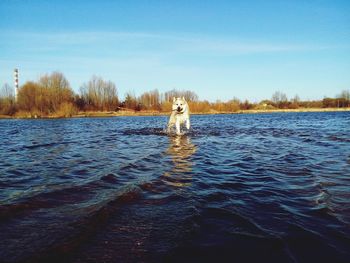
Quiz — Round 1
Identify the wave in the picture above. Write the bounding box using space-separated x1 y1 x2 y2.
0 173 121 223
23 141 74 150
0 182 143 263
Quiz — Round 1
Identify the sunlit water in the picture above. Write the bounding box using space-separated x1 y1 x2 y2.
0 112 349 263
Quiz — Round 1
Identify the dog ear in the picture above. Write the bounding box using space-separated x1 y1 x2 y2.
182 96 185 101
173 97 176 102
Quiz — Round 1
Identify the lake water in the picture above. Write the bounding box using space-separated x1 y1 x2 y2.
0 112 350 262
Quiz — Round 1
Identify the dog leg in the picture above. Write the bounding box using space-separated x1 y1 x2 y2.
186 118 190 130
167 113 175 133
167 120 172 133
175 121 181 135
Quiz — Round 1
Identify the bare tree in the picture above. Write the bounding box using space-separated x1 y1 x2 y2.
0 83 15 115
17 81 40 112
124 91 138 110
339 90 350 101
292 94 300 103
139 89 160 110
39 72 73 112
271 91 288 108
163 89 198 102
80 76 118 111
0 83 14 98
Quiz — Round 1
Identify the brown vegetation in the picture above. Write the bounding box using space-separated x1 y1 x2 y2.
79 76 118 111
0 71 349 118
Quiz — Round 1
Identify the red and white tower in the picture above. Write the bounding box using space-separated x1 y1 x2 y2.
14 68 19 102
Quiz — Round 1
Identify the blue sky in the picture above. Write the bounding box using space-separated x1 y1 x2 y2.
1 0 349 102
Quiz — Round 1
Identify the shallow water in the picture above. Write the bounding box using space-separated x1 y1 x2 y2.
0 112 350 262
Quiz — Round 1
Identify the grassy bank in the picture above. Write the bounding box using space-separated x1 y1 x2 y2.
75 107 350 117
1 107 349 119
236 107 350 114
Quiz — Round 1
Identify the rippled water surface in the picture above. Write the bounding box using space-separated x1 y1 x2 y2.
1 112 350 262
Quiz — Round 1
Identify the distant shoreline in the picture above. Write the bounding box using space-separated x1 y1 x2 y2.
1 107 350 119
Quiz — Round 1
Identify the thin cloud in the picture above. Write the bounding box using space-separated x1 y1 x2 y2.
1 30 336 56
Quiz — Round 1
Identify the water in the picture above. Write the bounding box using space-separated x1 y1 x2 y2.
0 112 350 263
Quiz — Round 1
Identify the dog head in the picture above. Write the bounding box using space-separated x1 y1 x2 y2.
172 97 188 114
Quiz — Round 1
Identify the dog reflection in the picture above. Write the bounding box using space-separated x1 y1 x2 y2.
163 136 197 187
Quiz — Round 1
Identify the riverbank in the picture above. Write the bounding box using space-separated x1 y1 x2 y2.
236 107 350 114
1 107 350 119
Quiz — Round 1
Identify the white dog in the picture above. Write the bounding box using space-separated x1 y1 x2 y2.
167 97 190 135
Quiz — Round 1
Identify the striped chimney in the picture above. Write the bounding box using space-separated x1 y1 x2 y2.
14 68 18 102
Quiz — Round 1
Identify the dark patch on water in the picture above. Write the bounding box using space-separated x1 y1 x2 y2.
0 112 350 262
122 127 221 137
123 127 168 136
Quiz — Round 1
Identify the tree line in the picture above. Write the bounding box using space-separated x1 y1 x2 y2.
0 71 349 117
